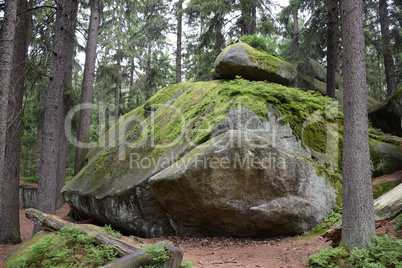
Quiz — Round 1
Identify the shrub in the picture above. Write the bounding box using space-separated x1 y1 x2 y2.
239 34 277 55
102 224 122 238
309 206 342 235
307 235 402 267
141 241 170 268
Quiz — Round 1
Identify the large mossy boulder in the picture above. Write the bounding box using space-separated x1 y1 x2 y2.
369 88 402 137
63 79 346 238
62 77 397 238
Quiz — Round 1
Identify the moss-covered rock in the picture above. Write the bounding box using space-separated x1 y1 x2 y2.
213 42 297 85
213 43 379 108
63 76 394 238
370 139 402 177
369 88 402 137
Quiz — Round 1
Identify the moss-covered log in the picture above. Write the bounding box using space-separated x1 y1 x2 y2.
25 208 140 257
25 208 183 267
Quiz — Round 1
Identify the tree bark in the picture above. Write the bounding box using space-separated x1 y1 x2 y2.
114 12 123 122
34 0 79 234
240 0 256 35
293 9 299 49
74 0 101 175
341 0 376 249
176 0 183 83
56 0 78 209
379 0 397 96
0 0 22 244
326 0 338 99
145 44 152 100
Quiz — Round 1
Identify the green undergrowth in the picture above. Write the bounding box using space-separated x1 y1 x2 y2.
9 226 118 268
307 206 342 236
372 180 401 199
102 224 122 238
307 235 402 268
141 242 195 268
394 214 402 232
20 176 39 184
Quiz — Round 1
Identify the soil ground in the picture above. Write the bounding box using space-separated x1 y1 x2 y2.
1 171 401 268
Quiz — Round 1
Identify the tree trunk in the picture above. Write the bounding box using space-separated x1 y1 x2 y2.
0 0 23 244
326 0 338 99
251 0 256 34
379 0 397 96
176 0 183 83
34 0 79 234
293 10 299 49
240 0 256 35
56 0 78 209
74 0 101 175
145 45 152 100
341 0 376 249
377 52 383 101
114 13 123 122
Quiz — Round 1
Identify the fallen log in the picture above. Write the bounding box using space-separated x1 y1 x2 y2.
25 208 139 256
373 182 402 221
322 182 402 247
25 208 183 268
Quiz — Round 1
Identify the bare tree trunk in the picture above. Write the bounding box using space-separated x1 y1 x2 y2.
176 0 183 83
326 0 338 98
74 0 101 175
114 12 123 122
56 0 80 209
145 45 152 100
377 52 383 101
341 0 376 249
34 0 79 234
0 0 22 244
293 10 298 49
379 0 397 96
251 0 256 34
240 0 256 35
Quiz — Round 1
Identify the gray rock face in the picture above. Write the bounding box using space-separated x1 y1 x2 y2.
63 81 341 238
149 130 337 237
213 43 297 85
369 89 402 137
371 140 402 176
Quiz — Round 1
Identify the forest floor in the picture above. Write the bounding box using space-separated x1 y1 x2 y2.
0 171 401 268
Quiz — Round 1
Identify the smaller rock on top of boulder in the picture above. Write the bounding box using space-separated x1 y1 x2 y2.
213 43 297 86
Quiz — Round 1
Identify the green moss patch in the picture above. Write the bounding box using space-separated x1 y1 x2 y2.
6 227 117 268
372 180 401 199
